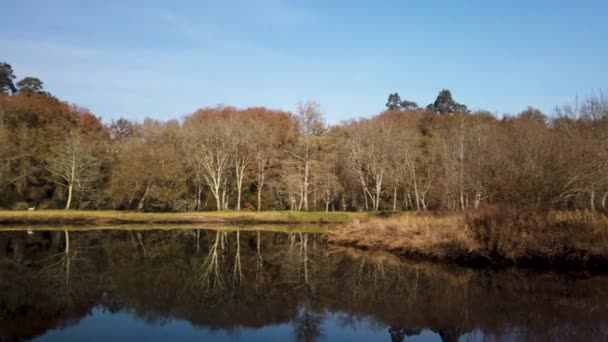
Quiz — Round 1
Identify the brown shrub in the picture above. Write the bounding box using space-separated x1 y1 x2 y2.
465 206 608 266
329 207 608 269
327 213 479 262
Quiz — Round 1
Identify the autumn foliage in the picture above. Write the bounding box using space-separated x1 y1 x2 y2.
1 63 607 214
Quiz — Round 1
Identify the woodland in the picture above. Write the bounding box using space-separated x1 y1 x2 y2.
1 62 607 214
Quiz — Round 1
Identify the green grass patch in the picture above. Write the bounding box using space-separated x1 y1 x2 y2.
0 210 370 227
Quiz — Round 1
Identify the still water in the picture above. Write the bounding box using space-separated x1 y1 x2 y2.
1 228 607 341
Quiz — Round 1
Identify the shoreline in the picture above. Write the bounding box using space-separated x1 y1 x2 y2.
326 208 608 271
0 210 366 227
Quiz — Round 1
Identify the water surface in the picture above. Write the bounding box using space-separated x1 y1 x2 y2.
1 228 607 341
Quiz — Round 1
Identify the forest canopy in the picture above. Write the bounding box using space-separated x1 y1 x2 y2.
1 62 607 212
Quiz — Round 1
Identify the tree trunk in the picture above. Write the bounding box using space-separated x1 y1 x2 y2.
137 184 151 211
213 186 222 211
235 159 248 211
474 190 481 209
303 160 309 211
236 183 242 211
601 192 607 210
373 173 383 211
590 187 596 211
221 187 229 211
64 229 70 255
459 117 465 210
257 171 265 212
410 164 421 211
257 186 263 212
392 186 397 211
196 183 203 211
65 183 73 210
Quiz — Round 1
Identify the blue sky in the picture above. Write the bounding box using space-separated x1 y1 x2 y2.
2 0 607 123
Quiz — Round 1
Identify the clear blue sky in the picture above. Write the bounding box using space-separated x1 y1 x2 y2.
2 0 607 123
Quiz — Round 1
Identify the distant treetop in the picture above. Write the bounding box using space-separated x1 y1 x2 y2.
0 62 17 95
17 77 45 94
426 89 468 114
386 92 419 111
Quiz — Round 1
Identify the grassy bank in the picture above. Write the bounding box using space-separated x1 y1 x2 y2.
0 210 366 226
327 207 608 270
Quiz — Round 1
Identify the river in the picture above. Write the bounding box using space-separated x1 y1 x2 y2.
1 228 607 341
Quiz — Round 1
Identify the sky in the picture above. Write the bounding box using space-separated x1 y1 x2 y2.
2 0 607 124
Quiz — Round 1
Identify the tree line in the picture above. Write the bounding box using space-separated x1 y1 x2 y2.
1 62 607 211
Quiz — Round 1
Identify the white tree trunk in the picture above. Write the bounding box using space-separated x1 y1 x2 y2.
256 162 266 212
65 184 73 210
303 160 309 211
65 154 76 210
392 186 397 211
137 184 150 210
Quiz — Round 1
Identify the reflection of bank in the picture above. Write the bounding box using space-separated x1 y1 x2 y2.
0 230 104 342
1 229 608 342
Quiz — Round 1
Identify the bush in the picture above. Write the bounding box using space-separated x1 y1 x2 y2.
465 206 608 266
39 199 63 210
11 202 30 211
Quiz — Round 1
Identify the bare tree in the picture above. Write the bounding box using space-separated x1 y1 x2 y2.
111 119 185 211
340 119 392 211
231 119 253 211
287 101 325 211
184 120 233 211
251 120 281 211
46 133 101 209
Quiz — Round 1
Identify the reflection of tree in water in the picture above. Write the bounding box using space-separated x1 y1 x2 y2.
38 230 74 285
199 231 225 289
233 230 244 285
388 327 422 342
2 229 608 342
0 230 106 342
253 230 267 290
287 233 324 342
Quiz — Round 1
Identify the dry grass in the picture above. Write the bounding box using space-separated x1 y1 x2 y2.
327 213 479 262
465 206 608 267
328 207 608 269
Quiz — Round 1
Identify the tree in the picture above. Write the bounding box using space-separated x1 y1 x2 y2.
46 133 101 209
17 77 44 94
400 99 419 110
111 119 185 211
0 62 16 95
339 118 393 211
287 101 325 211
184 119 233 211
427 89 468 114
250 117 284 211
110 118 139 141
386 92 419 110
231 118 253 211
386 93 402 110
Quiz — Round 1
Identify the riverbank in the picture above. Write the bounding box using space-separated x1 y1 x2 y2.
0 210 367 226
327 207 608 270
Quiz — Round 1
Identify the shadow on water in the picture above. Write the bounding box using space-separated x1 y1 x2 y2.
1 228 607 341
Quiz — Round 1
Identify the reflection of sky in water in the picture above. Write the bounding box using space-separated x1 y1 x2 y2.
32 308 443 342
